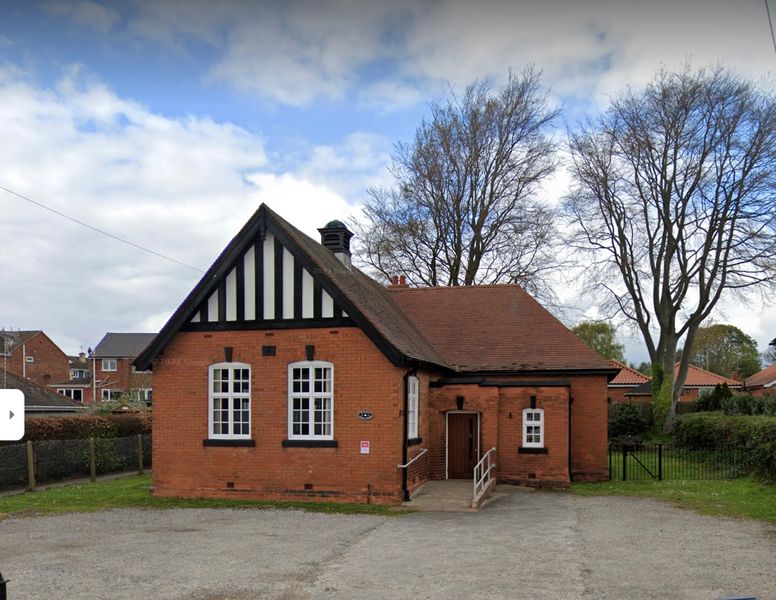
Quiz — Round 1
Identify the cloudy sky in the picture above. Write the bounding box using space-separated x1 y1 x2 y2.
1 0 775 363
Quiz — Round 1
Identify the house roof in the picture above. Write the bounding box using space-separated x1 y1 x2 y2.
93 333 157 359
387 285 616 373
3 371 83 412
626 363 742 396
1 330 41 352
608 360 651 386
744 364 776 390
134 203 616 377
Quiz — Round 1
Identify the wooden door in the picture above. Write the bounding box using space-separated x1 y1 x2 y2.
448 413 478 479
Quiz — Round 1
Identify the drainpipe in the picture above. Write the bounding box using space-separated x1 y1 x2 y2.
401 367 416 502
568 396 574 483
22 344 26 378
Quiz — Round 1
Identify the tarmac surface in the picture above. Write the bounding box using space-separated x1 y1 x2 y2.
1 484 774 599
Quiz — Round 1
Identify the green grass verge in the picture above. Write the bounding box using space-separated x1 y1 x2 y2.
0 475 407 519
572 477 776 524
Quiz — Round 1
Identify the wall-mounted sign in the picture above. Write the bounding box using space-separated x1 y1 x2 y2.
360 440 370 454
358 410 373 421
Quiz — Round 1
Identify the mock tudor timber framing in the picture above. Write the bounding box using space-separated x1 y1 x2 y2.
135 205 412 371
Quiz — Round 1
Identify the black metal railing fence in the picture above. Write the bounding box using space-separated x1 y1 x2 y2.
609 442 748 481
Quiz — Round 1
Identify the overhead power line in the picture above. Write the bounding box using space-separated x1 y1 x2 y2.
0 184 205 273
766 0 776 59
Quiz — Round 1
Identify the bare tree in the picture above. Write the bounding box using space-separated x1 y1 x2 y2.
355 68 560 299
565 66 776 430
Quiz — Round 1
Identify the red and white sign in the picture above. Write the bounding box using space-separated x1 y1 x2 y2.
360 440 370 454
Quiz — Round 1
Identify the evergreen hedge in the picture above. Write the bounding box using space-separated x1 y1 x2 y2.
22 414 151 442
675 412 776 481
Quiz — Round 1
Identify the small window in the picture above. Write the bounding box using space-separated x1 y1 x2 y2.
70 368 90 380
288 361 333 440
57 388 83 403
25 356 34 363
522 408 544 448
102 359 117 372
132 388 153 404
209 363 251 439
407 375 419 439
101 389 122 402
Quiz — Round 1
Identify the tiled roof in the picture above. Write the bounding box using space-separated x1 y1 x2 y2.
93 333 157 358
3 371 82 411
387 285 616 372
1 330 41 351
271 207 450 369
626 363 742 396
745 364 776 389
608 360 651 385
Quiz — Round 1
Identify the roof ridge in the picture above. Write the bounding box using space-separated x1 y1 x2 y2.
677 362 741 385
387 283 525 292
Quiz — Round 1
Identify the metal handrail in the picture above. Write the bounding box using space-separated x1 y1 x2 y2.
397 448 428 469
473 447 497 502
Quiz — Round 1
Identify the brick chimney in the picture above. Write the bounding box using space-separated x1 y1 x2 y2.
388 274 409 288
730 370 740 382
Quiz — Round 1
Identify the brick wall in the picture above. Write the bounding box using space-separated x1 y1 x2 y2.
7 333 70 387
152 327 407 504
91 357 152 403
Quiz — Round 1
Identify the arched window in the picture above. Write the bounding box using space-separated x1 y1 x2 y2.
522 408 544 448
288 361 334 440
208 362 251 439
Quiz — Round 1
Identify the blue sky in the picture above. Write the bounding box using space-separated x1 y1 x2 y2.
1 0 775 363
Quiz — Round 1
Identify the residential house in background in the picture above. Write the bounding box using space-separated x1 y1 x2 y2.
743 364 776 396
92 333 156 404
0 330 70 387
50 353 94 404
135 205 616 505
4 370 83 417
625 363 741 402
607 360 651 403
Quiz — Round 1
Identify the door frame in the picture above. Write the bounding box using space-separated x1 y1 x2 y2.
445 410 481 479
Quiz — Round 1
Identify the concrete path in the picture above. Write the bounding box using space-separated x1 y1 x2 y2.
1 486 774 599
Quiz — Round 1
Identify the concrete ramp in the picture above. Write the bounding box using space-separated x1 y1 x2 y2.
403 480 476 512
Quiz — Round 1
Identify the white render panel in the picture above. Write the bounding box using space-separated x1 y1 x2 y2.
283 248 294 319
207 291 218 322
190 312 200 323
263 233 275 319
244 245 256 320
302 270 314 318
321 290 334 318
226 267 237 321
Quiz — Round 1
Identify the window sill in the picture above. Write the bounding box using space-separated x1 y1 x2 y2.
203 439 256 447
407 437 423 446
518 447 548 454
282 439 338 448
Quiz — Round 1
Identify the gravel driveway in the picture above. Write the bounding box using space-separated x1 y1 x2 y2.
1 486 774 600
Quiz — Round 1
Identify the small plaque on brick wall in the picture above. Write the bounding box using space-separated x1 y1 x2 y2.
358 411 373 421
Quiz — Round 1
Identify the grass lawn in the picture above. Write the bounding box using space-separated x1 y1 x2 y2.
572 477 776 524
0 475 407 519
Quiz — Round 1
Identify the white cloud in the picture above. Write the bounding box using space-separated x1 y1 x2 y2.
88 0 775 112
44 0 121 34
0 65 388 354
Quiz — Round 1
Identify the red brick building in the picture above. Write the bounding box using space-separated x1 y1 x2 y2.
1 330 70 388
625 363 741 402
136 205 616 505
607 360 651 404
91 333 155 404
744 364 776 396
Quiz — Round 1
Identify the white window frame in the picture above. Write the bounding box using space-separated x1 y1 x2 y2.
208 362 251 440
101 389 122 402
522 408 544 448
102 358 117 372
288 361 334 441
57 388 83 403
407 375 419 439
132 388 153 403
25 355 34 363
